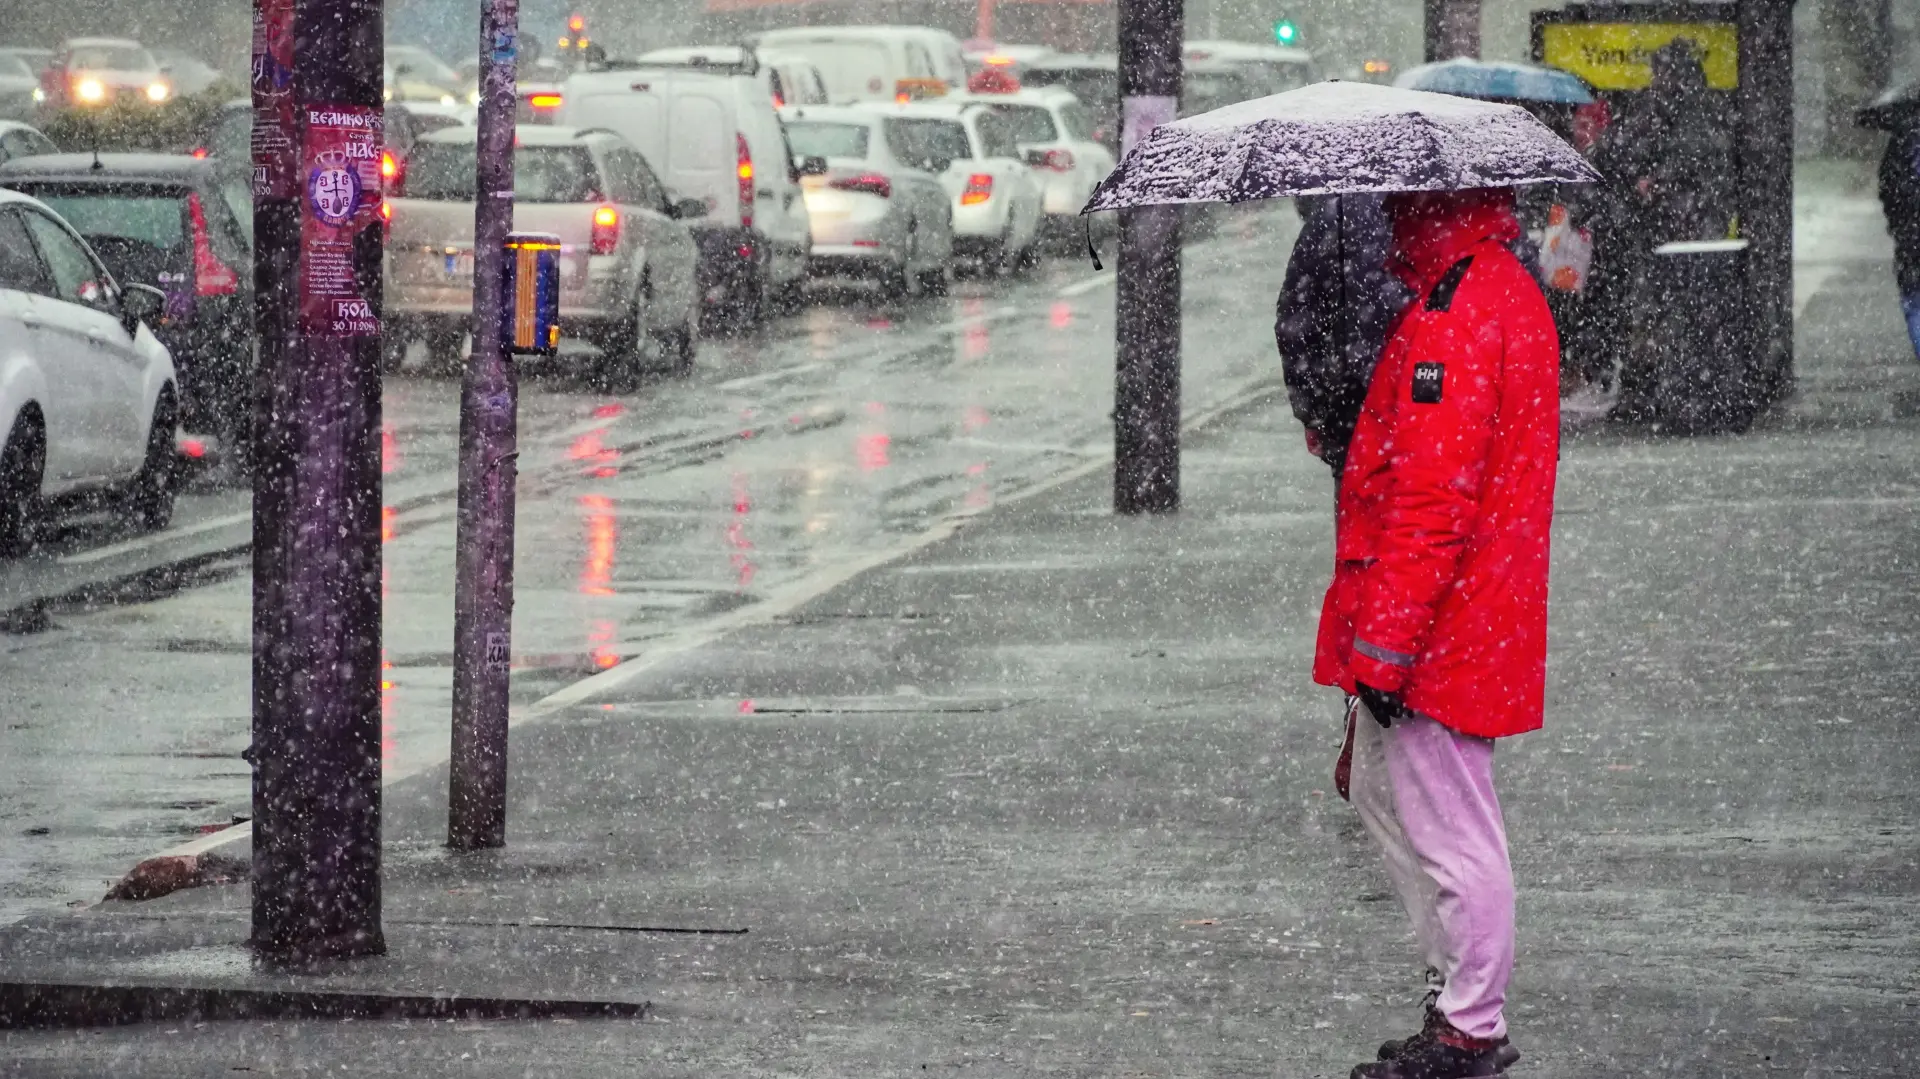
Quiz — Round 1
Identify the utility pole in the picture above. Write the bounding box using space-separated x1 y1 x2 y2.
1113 0 1182 516
448 0 522 851
1740 0 1797 400
1423 0 1481 60
249 0 387 961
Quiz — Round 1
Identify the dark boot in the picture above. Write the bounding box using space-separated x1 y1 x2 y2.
1376 999 1445 1060
1352 1022 1519 1079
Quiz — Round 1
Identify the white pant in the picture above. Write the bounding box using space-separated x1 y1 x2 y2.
1349 705 1515 1040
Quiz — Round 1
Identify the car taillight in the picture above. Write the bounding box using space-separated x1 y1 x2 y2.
528 92 562 110
189 146 209 159
736 133 754 230
960 173 994 206
591 205 619 255
1038 149 1074 171
187 193 238 297
380 149 399 190
828 172 892 199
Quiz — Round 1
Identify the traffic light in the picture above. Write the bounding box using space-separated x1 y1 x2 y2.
1273 19 1299 44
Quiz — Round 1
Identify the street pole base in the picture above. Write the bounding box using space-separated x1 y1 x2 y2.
250 927 387 967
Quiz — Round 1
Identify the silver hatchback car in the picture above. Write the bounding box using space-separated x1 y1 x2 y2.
780 105 954 297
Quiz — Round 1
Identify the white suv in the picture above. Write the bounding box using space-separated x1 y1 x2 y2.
0 189 178 554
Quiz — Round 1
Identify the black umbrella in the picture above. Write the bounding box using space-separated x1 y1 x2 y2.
1859 82 1920 130
1083 80 1598 214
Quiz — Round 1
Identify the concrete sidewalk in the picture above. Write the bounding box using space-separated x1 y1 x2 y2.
5 243 1920 1075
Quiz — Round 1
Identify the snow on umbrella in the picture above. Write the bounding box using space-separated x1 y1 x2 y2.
1857 81 1920 130
1392 58 1595 106
1082 81 1600 214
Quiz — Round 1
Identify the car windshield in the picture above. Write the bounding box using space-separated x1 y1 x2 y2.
982 104 1057 142
785 121 870 160
399 142 600 203
389 47 459 87
0 55 31 78
10 184 185 282
888 118 972 165
67 44 155 71
776 39 891 101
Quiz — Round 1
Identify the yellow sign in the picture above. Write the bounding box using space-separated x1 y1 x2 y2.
1541 22 1739 91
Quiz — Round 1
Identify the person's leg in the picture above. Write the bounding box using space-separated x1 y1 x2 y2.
1348 702 1447 984
1900 292 1920 363
1379 715 1515 1043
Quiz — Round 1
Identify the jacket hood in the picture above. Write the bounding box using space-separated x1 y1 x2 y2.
1386 188 1522 288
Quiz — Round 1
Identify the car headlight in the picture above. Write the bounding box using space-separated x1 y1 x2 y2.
467 88 480 106
31 87 44 103
146 81 169 102
74 77 106 103
439 93 456 107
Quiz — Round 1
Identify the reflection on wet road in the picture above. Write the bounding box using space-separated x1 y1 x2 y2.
0 204 1300 921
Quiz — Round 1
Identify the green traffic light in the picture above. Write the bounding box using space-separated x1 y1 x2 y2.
1274 20 1298 43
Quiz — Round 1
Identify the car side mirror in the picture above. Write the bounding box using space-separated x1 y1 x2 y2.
121 283 165 336
668 197 708 220
796 155 829 178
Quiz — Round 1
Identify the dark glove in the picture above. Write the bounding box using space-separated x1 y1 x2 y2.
1355 682 1411 729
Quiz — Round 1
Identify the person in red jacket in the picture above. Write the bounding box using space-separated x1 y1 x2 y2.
1316 186 1560 1079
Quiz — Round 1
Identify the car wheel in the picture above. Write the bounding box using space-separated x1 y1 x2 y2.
124 394 179 533
652 319 696 377
0 411 45 559
878 260 913 300
591 297 647 392
917 264 952 296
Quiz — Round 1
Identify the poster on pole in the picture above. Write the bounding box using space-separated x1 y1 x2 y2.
298 105 384 337
250 0 296 199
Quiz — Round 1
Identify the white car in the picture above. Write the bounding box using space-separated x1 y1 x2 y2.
882 101 1044 270
385 126 704 385
44 37 170 108
753 25 968 104
636 45 830 107
0 120 56 167
561 64 814 328
0 189 179 554
0 51 38 119
963 86 1116 236
780 104 954 296
1181 39 1317 97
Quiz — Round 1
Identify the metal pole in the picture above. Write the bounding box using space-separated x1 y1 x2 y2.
1114 0 1182 516
249 0 386 962
1739 0 1796 400
1423 0 1481 60
448 0 522 851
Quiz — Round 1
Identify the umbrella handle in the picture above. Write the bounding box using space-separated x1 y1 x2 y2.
1087 216 1103 272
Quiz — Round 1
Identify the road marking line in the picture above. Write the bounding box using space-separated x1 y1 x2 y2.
58 511 253 566
715 362 826 390
121 378 1285 873
1056 271 1116 298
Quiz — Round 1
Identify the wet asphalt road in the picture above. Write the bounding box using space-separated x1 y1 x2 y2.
0 205 1301 922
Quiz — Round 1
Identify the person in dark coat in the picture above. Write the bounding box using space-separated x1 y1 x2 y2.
1275 193 1412 478
1877 122 1920 361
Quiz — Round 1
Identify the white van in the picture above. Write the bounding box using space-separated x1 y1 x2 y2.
634 45 830 107
752 26 968 104
560 64 814 327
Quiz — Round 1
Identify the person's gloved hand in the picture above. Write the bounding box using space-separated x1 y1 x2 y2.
1355 682 1412 728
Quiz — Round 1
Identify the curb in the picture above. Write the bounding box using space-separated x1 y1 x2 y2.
0 981 649 1029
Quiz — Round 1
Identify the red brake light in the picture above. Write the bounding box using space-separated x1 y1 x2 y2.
828 172 892 199
380 150 397 181
960 173 994 206
736 133 754 229
591 204 620 255
528 92 562 109
190 146 209 159
187 193 238 297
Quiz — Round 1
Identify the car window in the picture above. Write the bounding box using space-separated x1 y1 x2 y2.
67 43 155 71
0 54 31 78
905 43 934 80
0 209 51 295
219 178 253 244
1060 103 1094 141
603 146 665 210
1 129 57 163
785 121 869 160
886 118 971 166
8 184 187 287
197 189 250 266
20 209 114 308
399 142 601 203
984 104 1057 143
972 112 1019 159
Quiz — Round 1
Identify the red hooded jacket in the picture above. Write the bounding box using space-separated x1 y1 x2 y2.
1313 190 1560 740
